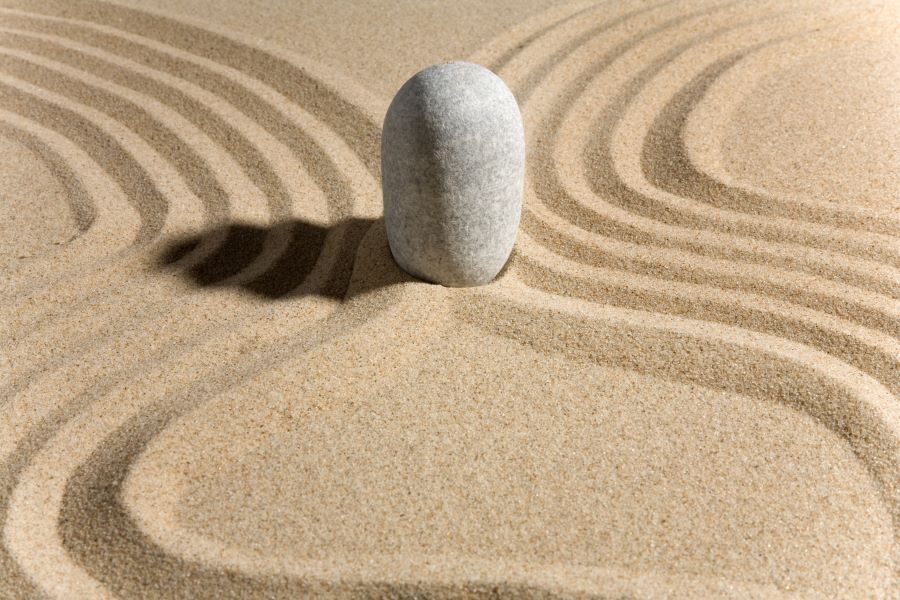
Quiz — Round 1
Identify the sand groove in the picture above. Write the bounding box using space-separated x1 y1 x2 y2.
0 2 393 596
0 4 371 340
681 36 900 232
500 0 892 282
512 1 900 300
491 0 899 387
0 22 331 389
0 4 387 392
0 117 136 297
1 0 897 597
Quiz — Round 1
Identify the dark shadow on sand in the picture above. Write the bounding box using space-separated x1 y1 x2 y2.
157 217 399 300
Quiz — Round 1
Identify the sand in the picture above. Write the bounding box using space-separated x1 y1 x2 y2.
0 0 897 597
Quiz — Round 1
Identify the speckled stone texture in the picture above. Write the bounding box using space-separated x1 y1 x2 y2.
382 61 525 287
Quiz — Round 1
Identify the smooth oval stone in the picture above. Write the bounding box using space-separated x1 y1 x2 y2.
381 61 525 287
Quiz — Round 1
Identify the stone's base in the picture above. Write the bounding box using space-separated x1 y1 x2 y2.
381 61 525 287
388 244 505 288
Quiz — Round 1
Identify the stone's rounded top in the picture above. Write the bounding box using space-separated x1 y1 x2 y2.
385 61 521 139
394 60 512 93
381 61 525 287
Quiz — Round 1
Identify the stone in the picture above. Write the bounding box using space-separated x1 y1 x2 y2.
381 61 525 287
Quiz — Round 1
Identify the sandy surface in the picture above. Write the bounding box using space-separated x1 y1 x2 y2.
0 0 898 598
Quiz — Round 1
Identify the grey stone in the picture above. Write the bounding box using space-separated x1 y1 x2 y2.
381 61 525 287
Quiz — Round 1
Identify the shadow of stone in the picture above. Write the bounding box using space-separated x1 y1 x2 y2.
157 216 397 300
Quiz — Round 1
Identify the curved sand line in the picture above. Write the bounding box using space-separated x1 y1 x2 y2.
0 22 327 367
34 234 893 597
0 217 384 597
0 38 223 316
83 0 384 177
613 31 900 269
0 4 384 406
517 150 900 389
0 44 283 396
91 2 892 596
552 2 900 264
544 3 899 296
0 4 394 596
107 264 897 596
0 23 318 298
682 28 900 232
0 77 171 241
0 11 386 394
509 1 900 336
468 278 900 526
584 1 890 260
4 221 413 599
492 0 900 300
125 2 900 596
513 233 900 396
0 5 374 340
0 1 386 436
0 122 94 232
0 70 209 335
472 0 605 73
500 0 682 107
0 27 293 215
488 0 899 398
500 0 899 389
601 36 900 305
0 117 141 298
0 34 377 462
641 39 900 242
490 0 899 578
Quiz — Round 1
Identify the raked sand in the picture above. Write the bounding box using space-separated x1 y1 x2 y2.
0 0 898 598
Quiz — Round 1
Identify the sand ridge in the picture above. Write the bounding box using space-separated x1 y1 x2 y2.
0 0 898 598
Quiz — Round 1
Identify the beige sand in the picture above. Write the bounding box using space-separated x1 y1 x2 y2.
0 0 898 597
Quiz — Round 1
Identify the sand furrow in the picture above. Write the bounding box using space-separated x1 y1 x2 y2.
0 7 368 218
0 45 291 393
497 0 900 338
502 0 682 107
0 6 375 339
1 76 377 460
490 0 899 303
0 214 385 597
71 259 896 597
553 7 898 295
640 42 900 241
0 71 208 333
0 78 171 242
520 205 900 347
0 3 384 372
580 1 896 258
0 5 382 211
113 279 853 597
13 0 383 179
472 0 601 74
0 25 338 383
613 35 900 268
0 122 94 232
463 278 900 529
0 117 140 298
0 6 393 593
3 221 407 599
682 32 900 231
0 26 295 219
513 233 900 397
17 223 891 597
